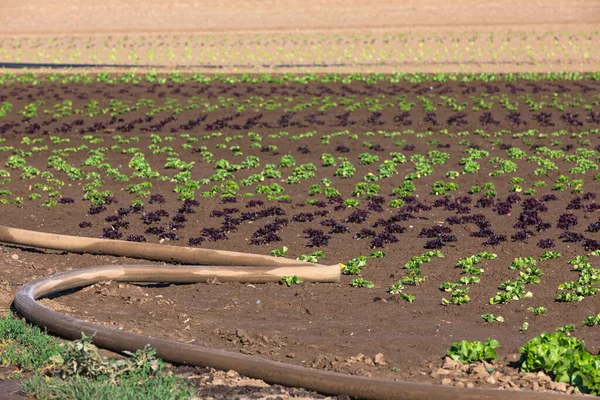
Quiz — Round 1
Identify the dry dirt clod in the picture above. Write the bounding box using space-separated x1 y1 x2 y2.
374 353 387 366
468 364 490 378
486 376 496 385
549 381 568 392
235 328 252 345
431 368 450 378
536 371 552 383
441 378 453 386
441 356 461 370
226 370 239 379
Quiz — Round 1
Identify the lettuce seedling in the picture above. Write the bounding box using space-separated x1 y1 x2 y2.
350 278 374 288
388 281 405 294
583 314 600 327
555 292 584 302
481 314 504 323
447 338 500 364
297 251 325 263
443 288 470 305
540 251 561 261
341 256 367 275
402 274 427 286
439 282 459 292
400 293 416 303
281 276 303 287
270 246 288 257
556 324 576 334
510 257 537 270
527 307 547 316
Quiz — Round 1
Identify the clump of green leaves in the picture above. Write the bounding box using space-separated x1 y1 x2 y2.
399 293 416 303
0 315 192 400
489 280 533 304
555 255 598 303
510 257 537 270
480 314 504 323
388 281 405 295
519 332 600 394
555 292 585 303
583 314 600 327
341 256 367 275
281 276 303 286
296 251 325 263
528 307 547 316
442 288 470 305
270 246 288 257
455 251 496 275
556 324 576 334
540 251 561 261
489 256 543 305
389 250 443 299
0 314 64 370
350 277 374 288
447 338 500 364
334 161 356 178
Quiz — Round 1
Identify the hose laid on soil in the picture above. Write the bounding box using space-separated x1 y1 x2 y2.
3 225 573 400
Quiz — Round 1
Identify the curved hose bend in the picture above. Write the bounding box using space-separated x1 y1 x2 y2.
3 225 571 400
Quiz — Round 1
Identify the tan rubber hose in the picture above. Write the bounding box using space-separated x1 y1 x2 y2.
3 225 573 400
0 225 341 275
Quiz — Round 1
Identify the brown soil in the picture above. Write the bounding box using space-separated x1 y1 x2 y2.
1 78 600 397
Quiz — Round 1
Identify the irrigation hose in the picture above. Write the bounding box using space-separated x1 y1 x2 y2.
2 225 574 400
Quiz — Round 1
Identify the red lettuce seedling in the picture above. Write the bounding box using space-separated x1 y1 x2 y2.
344 209 369 224
303 229 330 247
557 213 578 230
353 228 376 239
188 237 205 246
126 235 146 242
245 200 264 208
101 227 122 240
537 239 555 249
149 194 166 204
88 205 107 215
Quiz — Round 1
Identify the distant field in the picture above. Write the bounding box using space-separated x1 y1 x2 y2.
0 0 599 73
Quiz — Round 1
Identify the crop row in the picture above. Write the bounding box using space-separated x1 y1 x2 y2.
1 30 597 70
2 72 600 86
